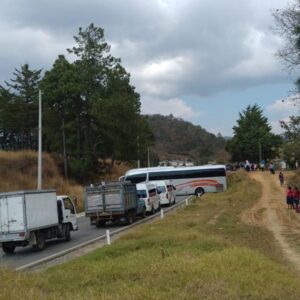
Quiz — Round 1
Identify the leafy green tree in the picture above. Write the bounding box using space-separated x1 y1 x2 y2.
280 115 300 167
40 55 81 179
0 64 41 150
227 104 282 162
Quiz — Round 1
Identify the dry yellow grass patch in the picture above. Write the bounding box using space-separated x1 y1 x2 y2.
0 151 84 210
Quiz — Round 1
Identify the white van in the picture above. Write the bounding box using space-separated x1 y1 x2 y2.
151 180 176 206
136 183 160 214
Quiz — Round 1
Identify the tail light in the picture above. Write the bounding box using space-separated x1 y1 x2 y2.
147 198 150 204
166 193 168 199
19 232 25 237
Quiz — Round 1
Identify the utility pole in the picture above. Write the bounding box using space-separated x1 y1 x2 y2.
37 89 42 190
137 136 140 168
147 147 150 168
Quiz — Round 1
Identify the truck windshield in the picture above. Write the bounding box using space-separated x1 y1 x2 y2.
137 190 147 198
63 198 75 214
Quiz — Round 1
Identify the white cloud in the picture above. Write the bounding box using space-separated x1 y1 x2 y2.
267 99 296 114
141 97 201 120
270 118 288 135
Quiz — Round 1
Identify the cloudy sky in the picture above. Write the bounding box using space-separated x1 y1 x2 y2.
1 0 299 136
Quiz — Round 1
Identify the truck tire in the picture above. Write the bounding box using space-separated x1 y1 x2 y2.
96 220 106 228
2 243 16 254
65 224 71 241
127 211 135 224
195 187 205 197
33 233 46 251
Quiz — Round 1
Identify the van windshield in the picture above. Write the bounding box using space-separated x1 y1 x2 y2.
156 186 166 193
137 190 147 198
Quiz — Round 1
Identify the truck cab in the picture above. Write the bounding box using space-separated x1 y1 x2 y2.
57 195 78 231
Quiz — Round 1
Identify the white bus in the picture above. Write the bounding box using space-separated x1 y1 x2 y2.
121 165 227 196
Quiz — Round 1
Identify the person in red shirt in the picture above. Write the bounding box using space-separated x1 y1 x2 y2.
286 186 294 209
293 187 300 211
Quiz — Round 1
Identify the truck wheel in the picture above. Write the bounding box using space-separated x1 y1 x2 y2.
65 224 71 241
2 243 16 254
96 220 106 228
33 233 46 251
195 187 205 197
127 211 134 224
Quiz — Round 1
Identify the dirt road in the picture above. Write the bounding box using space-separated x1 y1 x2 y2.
241 171 300 271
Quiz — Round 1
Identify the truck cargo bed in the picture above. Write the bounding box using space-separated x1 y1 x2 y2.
85 182 137 215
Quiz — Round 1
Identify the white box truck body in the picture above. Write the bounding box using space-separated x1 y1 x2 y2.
0 190 78 254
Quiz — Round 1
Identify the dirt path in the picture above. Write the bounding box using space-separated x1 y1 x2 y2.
241 171 300 271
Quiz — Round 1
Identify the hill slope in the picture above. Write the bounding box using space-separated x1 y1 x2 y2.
145 114 229 164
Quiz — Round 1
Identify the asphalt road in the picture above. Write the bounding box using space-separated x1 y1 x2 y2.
0 195 188 269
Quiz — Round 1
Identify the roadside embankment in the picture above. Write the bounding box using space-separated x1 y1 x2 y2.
0 151 84 210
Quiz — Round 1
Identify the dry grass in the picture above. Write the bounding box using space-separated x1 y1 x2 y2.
287 169 300 188
1 170 300 299
0 151 84 210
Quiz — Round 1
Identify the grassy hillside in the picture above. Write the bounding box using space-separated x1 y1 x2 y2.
2 171 300 299
146 114 229 163
0 151 84 210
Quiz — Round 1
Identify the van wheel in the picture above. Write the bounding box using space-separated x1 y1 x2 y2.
65 224 71 241
151 205 155 215
141 207 146 218
33 233 46 251
2 243 16 254
195 187 205 197
157 203 161 211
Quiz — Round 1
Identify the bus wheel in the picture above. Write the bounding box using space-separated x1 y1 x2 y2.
195 188 204 197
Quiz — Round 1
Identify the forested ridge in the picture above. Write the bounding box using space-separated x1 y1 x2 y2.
145 114 228 164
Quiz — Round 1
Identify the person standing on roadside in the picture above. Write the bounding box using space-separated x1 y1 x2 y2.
286 186 294 209
293 187 300 211
279 171 284 187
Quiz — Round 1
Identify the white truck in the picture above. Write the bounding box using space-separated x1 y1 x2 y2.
0 189 78 254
